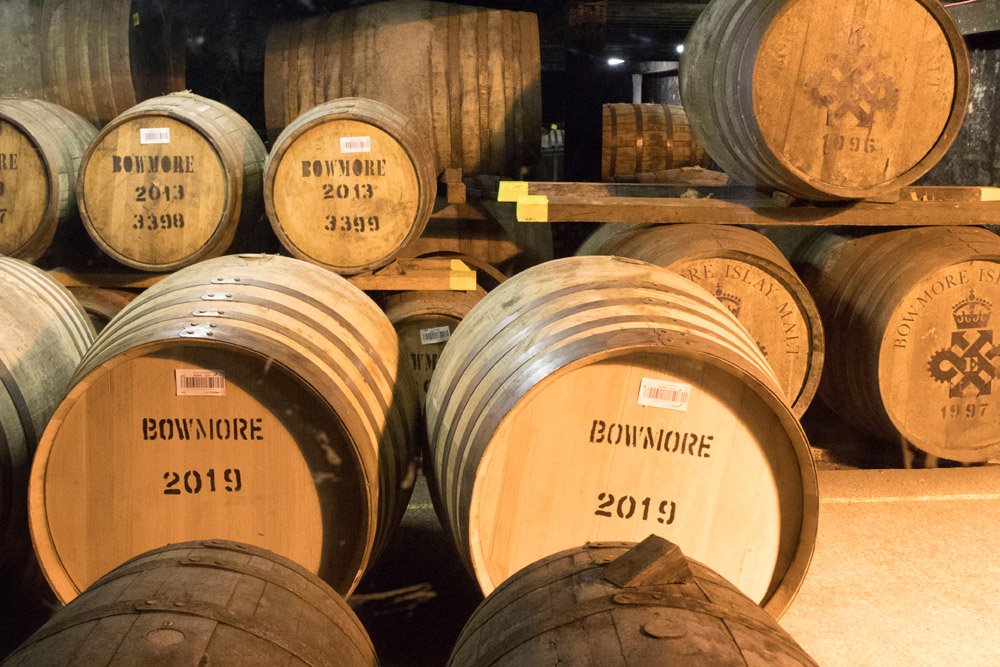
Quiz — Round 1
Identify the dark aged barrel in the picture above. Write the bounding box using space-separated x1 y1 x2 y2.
39 0 185 127
264 98 437 274
0 99 97 262
29 254 419 603
0 258 95 575
382 288 486 411
77 92 266 272
680 0 969 200
2 540 379 666
601 104 709 181
425 256 817 617
578 223 823 416
792 226 1000 461
264 0 542 176
448 537 819 666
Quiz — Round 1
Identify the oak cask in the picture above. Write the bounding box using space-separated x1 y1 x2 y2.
579 223 823 415
263 0 541 176
680 0 969 200
3 540 379 666
793 226 1000 461
0 258 94 574
77 93 265 271
0 99 96 262
601 104 709 181
29 254 419 602
264 98 436 274
39 0 185 127
425 256 817 616
448 537 818 665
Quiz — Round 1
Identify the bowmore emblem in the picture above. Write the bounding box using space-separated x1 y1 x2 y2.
805 38 900 129
714 283 743 319
928 289 998 397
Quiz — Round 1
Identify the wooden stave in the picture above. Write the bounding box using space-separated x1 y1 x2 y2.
29 255 418 600
0 258 94 575
38 0 184 128
792 227 1000 460
601 104 707 180
0 99 97 263
2 540 378 667
680 0 970 201
263 97 437 275
448 541 818 666
66 287 136 333
262 0 541 176
425 256 817 617
76 92 266 272
580 223 824 415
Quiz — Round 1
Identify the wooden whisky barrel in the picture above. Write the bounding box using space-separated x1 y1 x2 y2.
578 224 823 415
448 537 818 666
263 0 542 176
0 99 96 262
383 288 486 411
77 93 266 272
792 226 1000 462
680 0 969 200
425 256 817 617
39 0 185 128
264 98 436 274
29 254 419 602
3 540 378 666
0 258 95 575
601 104 709 181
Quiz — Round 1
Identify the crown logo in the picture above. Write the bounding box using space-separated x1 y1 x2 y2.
714 283 743 319
953 289 991 330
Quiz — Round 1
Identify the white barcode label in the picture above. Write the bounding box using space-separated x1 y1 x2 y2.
140 128 170 144
637 378 691 411
419 326 451 345
340 136 371 153
175 369 226 396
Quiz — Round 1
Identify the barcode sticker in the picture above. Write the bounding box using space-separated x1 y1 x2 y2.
175 369 226 396
140 128 170 144
340 136 371 153
637 378 691 411
420 326 451 345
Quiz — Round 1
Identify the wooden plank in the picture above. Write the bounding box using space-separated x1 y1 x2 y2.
498 180 762 202
49 271 167 290
348 258 478 292
515 194 1000 226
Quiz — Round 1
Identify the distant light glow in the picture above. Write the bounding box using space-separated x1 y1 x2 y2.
607 58 625 66
676 45 685 54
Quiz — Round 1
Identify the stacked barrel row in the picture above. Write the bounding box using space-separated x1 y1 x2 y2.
0 92 442 274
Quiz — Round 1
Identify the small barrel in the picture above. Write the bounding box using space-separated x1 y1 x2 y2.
2 540 379 666
0 257 95 575
77 92 266 272
0 99 96 262
383 288 486 411
263 0 541 176
448 537 818 665
425 256 817 617
29 254 419 602
601 104 709 181
264 98 436 274
681 0 969 200
792 226 1000 461
39 0 185 127
578 224 824 415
